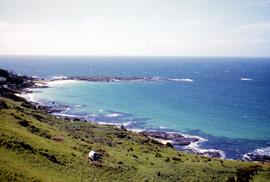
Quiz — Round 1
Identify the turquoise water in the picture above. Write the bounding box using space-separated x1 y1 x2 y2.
33 80 270 140
1 56 270 159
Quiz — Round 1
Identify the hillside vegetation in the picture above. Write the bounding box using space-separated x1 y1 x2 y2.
0 97 270 181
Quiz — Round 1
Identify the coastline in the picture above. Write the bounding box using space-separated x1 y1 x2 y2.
1 68 270 181
19 78 268 162
1 68 269 162
20 79 227 159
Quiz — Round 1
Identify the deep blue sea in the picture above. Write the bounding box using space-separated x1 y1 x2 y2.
1 56 270 159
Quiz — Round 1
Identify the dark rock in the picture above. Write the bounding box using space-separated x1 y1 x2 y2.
166 142 174 148
115 131 127 138
32 114 44 121
235 166 261 182
18 141 35 153
184 149 223 159
0 68 35 102
172 157 182 161
91 161 103 167
21 101 35 109
0 69 9 77
173 137 198 145
150 139 164 146
30 125 40 133
18 120 30 127
40 132 51 139
3 140 36 153
243 153 270 162
133 154 138 159
140 130 199 147
202 151 222 158
141 131 185 140
93 137 113 146
0 87 26 101
165 157 170 162
120 125 127 131
0 100 8 109
140 131 179 140
40 151 61 164
6 75 24 85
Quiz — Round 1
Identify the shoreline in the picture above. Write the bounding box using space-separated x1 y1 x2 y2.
21 84 270 162
20 79 227 159
40 75 195 83
1 69 269 162
18 79 254 161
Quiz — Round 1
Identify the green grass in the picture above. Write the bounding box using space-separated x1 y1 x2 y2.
0 97 269 181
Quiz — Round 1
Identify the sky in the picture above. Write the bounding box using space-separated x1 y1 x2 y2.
0 0 270 57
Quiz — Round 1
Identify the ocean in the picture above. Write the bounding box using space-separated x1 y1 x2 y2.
1 56 270 159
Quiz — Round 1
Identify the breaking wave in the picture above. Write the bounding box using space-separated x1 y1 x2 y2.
241 78 253 81
242 147 270 162
167 78 194 82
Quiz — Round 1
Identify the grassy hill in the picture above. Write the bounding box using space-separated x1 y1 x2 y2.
0 96 270 182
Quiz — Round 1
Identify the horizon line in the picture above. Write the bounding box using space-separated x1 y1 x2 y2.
0 54 269 59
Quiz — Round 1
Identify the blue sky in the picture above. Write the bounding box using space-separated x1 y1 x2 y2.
0 0 270 56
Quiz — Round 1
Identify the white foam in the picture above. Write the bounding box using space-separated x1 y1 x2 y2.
151 76 162 81
52 113 81 118
184 141 226 159
242 147 270 161
253 147 270 156
127 128 144 133
54 113 74 117
34 81 48 87
52 75 68 79
105 113 122 118
177 133 226 159
168 78 194 82
98 122 121 126
65 107 71 111
47 79 79 86
241 78 253 81
159 126 167 129
110 79 121 82
52 113 78 118
97 121 131 126
123 121 132 126
31 75 39 79
16 92 36 102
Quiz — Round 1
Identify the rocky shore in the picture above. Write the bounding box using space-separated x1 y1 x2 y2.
0 68 269 163
0 69 35 102
243 147 270 163
50 75 193 83
139 130 225 159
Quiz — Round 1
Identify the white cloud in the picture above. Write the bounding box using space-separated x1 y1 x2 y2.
186 20 208 26
232 22 270 33
0 22 53 32
229 22 270 43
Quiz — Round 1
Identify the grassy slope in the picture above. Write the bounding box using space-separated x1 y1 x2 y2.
0 97 269 182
